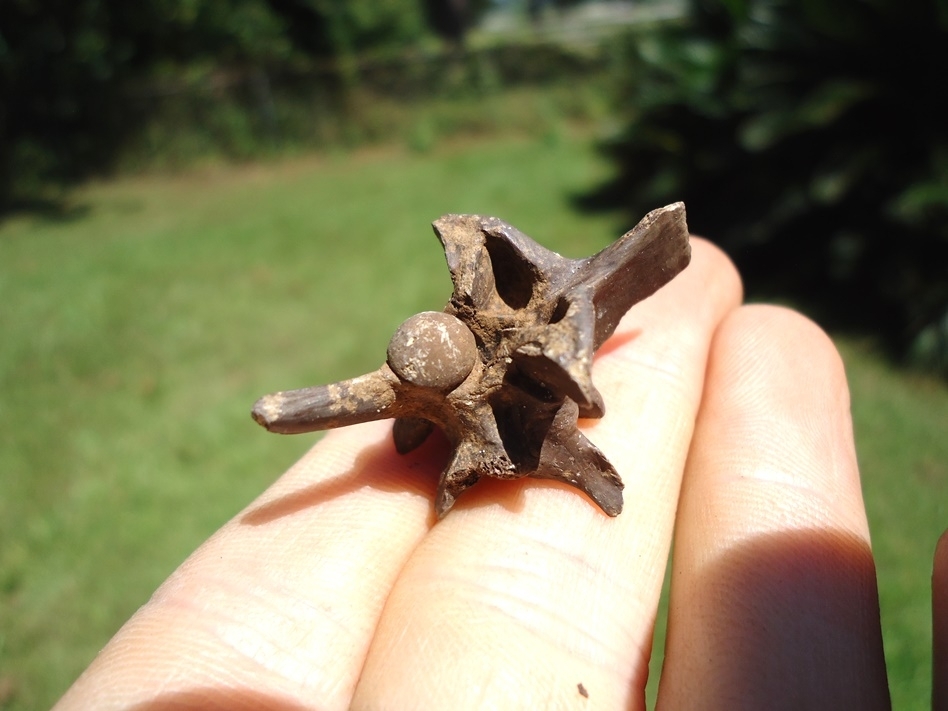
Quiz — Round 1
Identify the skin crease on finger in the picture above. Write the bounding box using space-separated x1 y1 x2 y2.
349 239 743 711
657 305 891 710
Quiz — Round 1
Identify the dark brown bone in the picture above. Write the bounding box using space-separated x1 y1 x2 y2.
252 203 691 518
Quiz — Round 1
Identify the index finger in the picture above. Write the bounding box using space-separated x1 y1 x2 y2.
55 421 443 710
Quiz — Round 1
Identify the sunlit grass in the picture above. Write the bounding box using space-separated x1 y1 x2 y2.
1 133 945 710
845 339 948 706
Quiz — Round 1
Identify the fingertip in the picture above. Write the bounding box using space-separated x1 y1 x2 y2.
679 301 865 550
719 304 844 371
710 304 851 428
688 236 745 307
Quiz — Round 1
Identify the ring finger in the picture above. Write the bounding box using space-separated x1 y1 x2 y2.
658 306 890 710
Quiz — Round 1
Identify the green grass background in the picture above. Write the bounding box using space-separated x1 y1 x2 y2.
2 133 946 709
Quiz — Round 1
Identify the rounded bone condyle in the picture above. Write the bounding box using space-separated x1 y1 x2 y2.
387 311 477 390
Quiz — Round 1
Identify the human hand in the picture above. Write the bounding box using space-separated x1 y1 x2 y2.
56 239 899 710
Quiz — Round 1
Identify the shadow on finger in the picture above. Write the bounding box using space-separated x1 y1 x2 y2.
240 428 448 526
661 527 889 710
128 687 314 711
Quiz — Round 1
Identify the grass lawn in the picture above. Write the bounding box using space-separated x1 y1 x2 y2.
2 133 946 709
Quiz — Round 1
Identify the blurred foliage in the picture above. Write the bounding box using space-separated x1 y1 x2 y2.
422 0 493 44
108 41 608 173
583 0 948 372
527 0 588 23
0 0 496 210
0 0 295 204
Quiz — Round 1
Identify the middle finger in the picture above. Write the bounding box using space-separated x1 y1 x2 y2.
352 239 742 711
